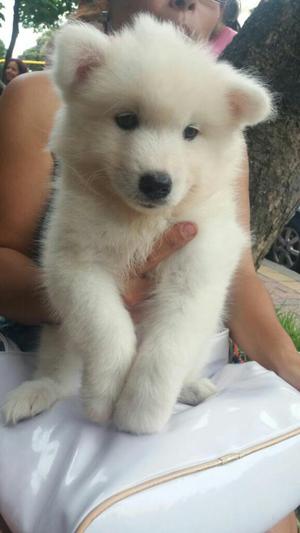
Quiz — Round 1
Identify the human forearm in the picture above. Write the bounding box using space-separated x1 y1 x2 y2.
0 247 55 325
228 267 297 376
226 151 299 385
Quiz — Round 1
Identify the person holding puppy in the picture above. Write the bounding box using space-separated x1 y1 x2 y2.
0 1 298 531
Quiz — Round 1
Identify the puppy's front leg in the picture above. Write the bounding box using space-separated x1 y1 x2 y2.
113 260 223 434
48 262 136 424
113 301 217 434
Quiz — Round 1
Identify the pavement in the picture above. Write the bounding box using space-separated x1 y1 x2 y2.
258 259 300 319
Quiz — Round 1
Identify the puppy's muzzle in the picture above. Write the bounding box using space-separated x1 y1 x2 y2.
139 172 172 202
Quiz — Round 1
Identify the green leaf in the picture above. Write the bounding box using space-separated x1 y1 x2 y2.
0 2 5 27
276 309 300 351
19 0 76 31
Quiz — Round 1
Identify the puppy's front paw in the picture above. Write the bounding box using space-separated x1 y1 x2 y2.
113 382 172 435
1 379 60 425
113 401 168 435
178 378 216 406
81 390 114 425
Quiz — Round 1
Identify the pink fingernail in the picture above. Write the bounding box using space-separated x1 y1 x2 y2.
180 223 197 239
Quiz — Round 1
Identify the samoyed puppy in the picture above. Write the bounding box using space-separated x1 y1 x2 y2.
2 15 272 434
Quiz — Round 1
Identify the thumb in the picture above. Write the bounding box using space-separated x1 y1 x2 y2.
139 222 198 275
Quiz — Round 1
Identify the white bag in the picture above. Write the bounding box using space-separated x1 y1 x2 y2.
0 330 300 533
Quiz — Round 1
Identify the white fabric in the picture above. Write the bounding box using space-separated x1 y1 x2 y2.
0 332 300 533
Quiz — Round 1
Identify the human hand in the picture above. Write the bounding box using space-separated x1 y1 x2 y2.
122 222 197 320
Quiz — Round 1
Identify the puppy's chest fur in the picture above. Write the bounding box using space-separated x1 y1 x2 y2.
54 186 172 281
96 217 170 281
50 178 238 293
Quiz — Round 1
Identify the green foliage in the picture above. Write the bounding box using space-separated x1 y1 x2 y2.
276 309 300 351
21 44 44 61
0 38 5 58
0 2 4 27
21 29 54 62
3 0 76 75
19 0 76 31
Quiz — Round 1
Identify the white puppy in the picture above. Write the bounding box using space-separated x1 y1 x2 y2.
2 15 272 433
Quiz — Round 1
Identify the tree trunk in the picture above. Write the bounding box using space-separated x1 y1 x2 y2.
222 0 300 268
2 0 20 82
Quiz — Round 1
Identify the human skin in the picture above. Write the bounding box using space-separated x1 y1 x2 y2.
110 0 220 38
0 4 298 528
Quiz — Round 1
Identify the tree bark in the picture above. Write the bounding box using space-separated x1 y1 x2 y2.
2 0 20 82
222 0 300 268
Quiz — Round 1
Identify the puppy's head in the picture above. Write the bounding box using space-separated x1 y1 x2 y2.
51 15 273 213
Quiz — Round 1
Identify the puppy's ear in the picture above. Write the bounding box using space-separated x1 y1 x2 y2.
52 23 109 98
226 71 274 128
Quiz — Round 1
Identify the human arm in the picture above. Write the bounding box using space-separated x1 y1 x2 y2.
0 248 51 325
228 252 299 382
227 152 300 389
0 72 60 324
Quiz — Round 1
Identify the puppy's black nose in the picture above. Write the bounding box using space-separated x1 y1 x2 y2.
139 172 172 201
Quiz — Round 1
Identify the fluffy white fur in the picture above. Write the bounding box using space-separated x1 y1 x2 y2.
2 15 272 433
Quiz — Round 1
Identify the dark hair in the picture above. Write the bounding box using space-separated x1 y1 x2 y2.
6 58 29 75
222 0 241 32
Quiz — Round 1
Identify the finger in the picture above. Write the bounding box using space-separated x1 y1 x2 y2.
123 276 153 308
138 222 198 275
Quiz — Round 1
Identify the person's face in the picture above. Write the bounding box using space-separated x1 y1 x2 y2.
110 0 221 40
5 61 19 83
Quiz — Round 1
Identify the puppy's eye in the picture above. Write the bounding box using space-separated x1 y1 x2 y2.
115 112 139 131
183 125 200 141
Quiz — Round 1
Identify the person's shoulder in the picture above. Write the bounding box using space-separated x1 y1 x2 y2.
6 70 55 94
1 71 61 141
2 71 60 116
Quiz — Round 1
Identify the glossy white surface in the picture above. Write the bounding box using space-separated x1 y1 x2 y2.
89 438 300 533
0 332 300 533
